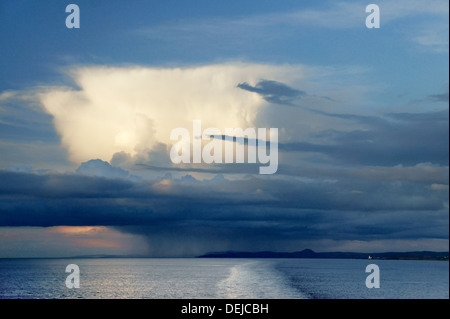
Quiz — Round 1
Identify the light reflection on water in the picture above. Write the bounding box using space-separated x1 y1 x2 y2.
0 258 448 299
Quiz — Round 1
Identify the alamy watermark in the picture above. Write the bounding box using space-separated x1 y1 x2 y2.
169 120 279 174
65 3 380 29
65 4 80 29
365 264 380 288
366 4 380 29
65 264 80 289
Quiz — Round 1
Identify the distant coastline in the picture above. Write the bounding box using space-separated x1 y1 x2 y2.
1 249 448 260
197 249 449 261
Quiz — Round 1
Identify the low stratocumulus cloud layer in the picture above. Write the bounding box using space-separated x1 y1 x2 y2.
0 162 448 256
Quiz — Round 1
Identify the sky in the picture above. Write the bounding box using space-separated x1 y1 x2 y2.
0 0 448 257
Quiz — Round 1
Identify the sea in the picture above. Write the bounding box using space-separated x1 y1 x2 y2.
0 258 448 299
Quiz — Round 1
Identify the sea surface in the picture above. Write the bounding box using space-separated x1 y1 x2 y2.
0 258 448 299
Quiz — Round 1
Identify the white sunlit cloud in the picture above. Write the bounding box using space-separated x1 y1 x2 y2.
38 62 307 165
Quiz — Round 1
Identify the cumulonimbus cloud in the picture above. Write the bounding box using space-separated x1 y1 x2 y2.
38 62 305 165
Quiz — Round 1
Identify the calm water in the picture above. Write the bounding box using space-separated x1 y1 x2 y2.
0 258 448 299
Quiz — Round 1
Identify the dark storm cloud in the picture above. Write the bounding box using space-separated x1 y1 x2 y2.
427 91 449 102
1 102 449 253
280 109 449 166
0 170 134 199
280 165 449 185
137 162 262 175
0 168 447 255
237 80 306 105
2 103 445 255
235 80 448 166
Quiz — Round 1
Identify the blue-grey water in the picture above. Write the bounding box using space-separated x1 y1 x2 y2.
0 258 448 299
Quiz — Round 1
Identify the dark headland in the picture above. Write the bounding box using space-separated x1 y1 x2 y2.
198 249 449 260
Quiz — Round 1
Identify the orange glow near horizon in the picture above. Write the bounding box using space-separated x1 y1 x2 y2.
71 238 124 249
46 226 108 235
45 226 131 250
